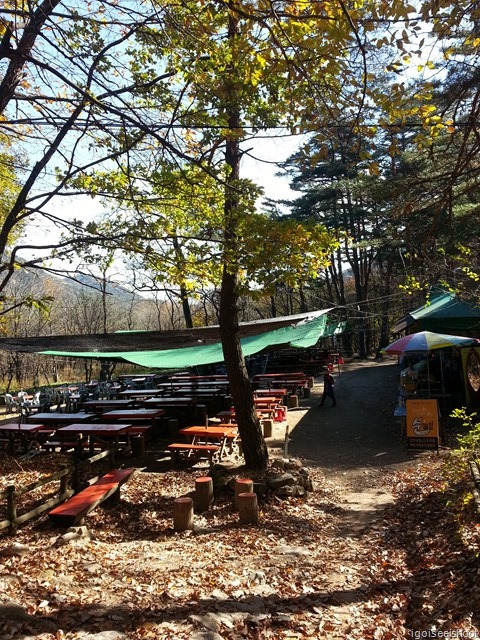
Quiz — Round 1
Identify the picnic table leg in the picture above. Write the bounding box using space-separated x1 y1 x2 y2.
218 437 228 460
8 433 15 456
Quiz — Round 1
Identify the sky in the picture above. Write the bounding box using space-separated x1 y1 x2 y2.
241 131 307 202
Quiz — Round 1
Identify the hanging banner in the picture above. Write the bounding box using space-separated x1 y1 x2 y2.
406 399 439 451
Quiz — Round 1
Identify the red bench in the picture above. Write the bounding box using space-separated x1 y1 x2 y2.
48 468 134 527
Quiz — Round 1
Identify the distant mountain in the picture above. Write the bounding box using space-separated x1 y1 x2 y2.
6 265 146 311
66 272 140 304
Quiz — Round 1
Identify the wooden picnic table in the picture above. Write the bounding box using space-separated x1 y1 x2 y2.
81 399 136 412
27 412 97 425
161 380 229 386
177 424 239 460
254 397 278 406
252 373 309 391
0 422 44 432
100 408 165 422
253 372 305 379
0 422 45 454
141 397 203 428
119 389 165 399
56 422 133 455
142 397 198 406
171 387 224 396
169 374 228 381
254 388 288 397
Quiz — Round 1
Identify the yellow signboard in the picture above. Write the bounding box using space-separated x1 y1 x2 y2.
406 399 439 451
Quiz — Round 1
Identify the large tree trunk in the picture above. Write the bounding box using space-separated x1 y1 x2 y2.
219 268 268 470
218 8 268 471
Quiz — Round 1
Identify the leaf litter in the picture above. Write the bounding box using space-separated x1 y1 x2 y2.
0 447 479 639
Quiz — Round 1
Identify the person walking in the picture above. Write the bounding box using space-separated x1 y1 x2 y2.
320 368 337 406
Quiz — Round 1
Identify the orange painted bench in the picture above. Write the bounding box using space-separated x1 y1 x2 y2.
168 443 219 464
48 468 134 527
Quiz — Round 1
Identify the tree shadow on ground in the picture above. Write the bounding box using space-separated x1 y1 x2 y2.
371 469 480 633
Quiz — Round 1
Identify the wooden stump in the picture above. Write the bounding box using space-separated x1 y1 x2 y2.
238 492 259 525
289 394 299 408
308 376 314 388
195 476 213 512
173 497 194 532
262 419 273 438
234 477 253 510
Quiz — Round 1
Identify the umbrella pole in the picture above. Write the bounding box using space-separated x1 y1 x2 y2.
440 355 446 410
427 356 431 397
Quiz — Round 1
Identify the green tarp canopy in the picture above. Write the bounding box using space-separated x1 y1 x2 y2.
41 314 344 369
392 290 480 334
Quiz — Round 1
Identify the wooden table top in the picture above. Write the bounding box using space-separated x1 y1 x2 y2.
142 397 198 406
57 423 133 434
28 412 96 424
0 423 44 432
101 409 165 420
119 389 165 398
82 399 135 409
255 388 287 396
179 425 237 437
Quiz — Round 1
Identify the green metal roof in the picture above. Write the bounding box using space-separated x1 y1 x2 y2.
393 291 480 334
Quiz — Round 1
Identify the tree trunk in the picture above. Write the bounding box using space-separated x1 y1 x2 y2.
219 268 268 470
173 236 194 328
218 8 268 472
180 283 193 328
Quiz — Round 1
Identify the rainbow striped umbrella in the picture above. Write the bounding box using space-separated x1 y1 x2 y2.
382 330 478 355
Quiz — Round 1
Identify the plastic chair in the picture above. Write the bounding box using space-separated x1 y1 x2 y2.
25 390 42 414
4 393 19 413
16 391 30 405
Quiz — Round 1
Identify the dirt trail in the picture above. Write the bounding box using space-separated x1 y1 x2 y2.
265 359 415 629
285 359 413 531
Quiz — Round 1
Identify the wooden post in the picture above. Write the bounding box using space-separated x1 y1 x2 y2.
194 476 213 512
308 376 314 388
234 477 253 510
173 497 194 532
60 464 69 495
289 394 299 408
132 434 145 457
262 419 273 438
72 461 80 492
7 485 16 533
196 405 208 427
238 492 259 525
284 425 290 459
167 418 179 439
